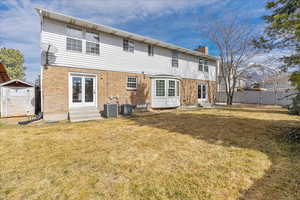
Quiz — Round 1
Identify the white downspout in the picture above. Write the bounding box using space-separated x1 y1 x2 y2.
38 10 44 113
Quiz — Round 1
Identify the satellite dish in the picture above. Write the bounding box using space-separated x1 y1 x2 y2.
40 42 58 54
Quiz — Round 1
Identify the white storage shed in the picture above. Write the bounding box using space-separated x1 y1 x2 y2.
0 80 35 118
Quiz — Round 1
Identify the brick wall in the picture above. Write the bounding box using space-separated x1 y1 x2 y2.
42 65 216 120
181 79 216 105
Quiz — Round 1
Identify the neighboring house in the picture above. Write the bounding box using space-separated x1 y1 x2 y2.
217 75 247 92
262 72 294 91
0 63 10 83
36 8 218 121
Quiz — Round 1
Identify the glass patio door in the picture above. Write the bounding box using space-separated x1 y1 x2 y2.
70 74 96 107
198 83 208 103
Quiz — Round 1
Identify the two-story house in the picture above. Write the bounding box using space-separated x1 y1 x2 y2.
36 8 219 121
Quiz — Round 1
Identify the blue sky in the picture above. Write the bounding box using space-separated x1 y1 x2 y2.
0 0 269 82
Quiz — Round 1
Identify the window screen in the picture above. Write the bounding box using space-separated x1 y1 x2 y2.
156 80 165 96
123 39 134 52
168 80 176 96
127 77 137 89
67 38 82 52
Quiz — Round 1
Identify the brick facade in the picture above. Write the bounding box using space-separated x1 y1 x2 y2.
42 65 216 120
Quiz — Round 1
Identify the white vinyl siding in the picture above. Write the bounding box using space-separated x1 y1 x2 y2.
41 18 217 81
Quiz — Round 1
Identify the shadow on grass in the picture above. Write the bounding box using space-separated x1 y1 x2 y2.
128 110 300 200
217 107 289 115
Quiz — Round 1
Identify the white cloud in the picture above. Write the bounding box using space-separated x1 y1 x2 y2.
0 0 222 81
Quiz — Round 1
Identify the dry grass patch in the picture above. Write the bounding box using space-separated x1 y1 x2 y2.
0 106 299 200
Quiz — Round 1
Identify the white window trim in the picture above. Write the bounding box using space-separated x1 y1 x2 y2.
198 83 208 100
155 79 166 97
127 76 137 90
199 58 204 71
68 72 98 109
155 79 180 97
86 41 100 56
66 37 83 53
168 80 176 97
66 25 84 53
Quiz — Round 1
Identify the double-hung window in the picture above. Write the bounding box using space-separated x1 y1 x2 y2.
86 31 100 55
123 39 134 53
204 60 209 72
172 51 179 67
148 45 154 56
156 80 165 96
66 26 83 52
127 76 137 89
199 59 209 72
168 80 176 96
199 59 204 71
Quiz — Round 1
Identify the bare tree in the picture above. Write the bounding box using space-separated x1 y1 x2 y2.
201 18 260 105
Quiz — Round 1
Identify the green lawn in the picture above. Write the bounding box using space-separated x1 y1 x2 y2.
0 106 299 200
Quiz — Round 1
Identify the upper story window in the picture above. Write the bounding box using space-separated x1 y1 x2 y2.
66 26 83 52
172 51 179 68
86 31 100 55
123 39 134 53
127 76 137 89
148 45 154 56
199 58 209 72
67 38 82 52
199 59 204 71
204 60 209 72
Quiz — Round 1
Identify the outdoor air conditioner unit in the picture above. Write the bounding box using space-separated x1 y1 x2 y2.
121 104 133 116
103 104 118 118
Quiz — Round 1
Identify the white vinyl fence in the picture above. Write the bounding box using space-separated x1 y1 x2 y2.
217 90 297 106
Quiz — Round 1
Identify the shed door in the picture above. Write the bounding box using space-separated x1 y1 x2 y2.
1 87 34 117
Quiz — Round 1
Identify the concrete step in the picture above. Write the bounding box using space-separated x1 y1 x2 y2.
199 102 213 108
71 115 102 123
69 107 102 122
69 110 100 117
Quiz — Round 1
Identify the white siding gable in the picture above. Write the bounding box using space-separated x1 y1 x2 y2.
41 18 216 81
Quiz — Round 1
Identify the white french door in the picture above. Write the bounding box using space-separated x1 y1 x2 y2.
69 74 97 108
198 83 208 103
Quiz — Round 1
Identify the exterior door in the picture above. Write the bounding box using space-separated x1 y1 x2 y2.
70 74 97 108
198 83 208 103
